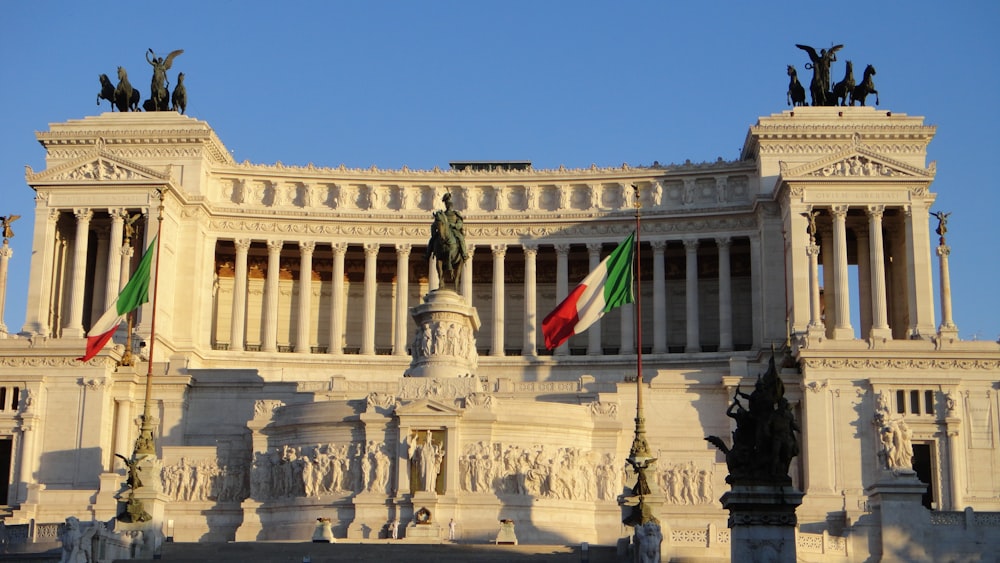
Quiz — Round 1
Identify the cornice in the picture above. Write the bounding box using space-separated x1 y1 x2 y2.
801 357 999 371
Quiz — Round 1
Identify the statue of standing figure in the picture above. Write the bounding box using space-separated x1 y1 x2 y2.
408 430 445 492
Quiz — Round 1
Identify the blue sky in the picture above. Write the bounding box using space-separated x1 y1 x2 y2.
1 1 998 340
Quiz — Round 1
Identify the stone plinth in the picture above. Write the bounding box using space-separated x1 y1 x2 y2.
406 289 480 378
865 473 930 561
721 483 803 563
347 492 394 540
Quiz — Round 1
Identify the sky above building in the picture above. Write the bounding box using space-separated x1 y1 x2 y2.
1 1 998 340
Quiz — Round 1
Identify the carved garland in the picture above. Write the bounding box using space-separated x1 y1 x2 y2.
801 358 999 371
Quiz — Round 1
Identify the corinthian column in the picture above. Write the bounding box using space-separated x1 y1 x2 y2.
362 242 379 355
867 205 891 340
394 243 412 355
683 238 701 353
830 205 854 339
937 244 958 336
105 209 126 309
651 240 667 354
554 243 570 356
522 243 538 356
328 242 347 354
64 208 93 338
229 238 251 352
587 243 602 355
717 237 733 352
262 240 283 352
490 243 506 356
295 241 315 353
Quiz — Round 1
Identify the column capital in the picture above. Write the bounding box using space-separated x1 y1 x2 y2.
331 242 348 256
267 239 284 253
234 238 251 252
108 207 127 219
299 240 316 255
48 209 60 223
0 242 13 259
715 236 732 249
830 205 849 219
650 239 668 252
554 243 570 256
586 242 602 254
866 204 885 219
466 243 476 257
396 243 412 256
683 238 699 251
363 242 380 256
522 242 538 256
806 244 821 257
73 208 94 222
491 243 507 257
936 244 951 257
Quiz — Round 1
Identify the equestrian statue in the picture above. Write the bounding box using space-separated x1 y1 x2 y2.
427 193 469 292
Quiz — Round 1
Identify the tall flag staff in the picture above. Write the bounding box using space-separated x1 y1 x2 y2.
623 184 659 527
135 189 165 455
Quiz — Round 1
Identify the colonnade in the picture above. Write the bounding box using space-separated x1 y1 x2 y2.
213 235 757 357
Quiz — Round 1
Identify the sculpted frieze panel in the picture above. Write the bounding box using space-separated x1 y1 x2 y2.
801 358 999 371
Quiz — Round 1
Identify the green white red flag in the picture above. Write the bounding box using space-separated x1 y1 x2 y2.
77 236 156 362
542 232 635 350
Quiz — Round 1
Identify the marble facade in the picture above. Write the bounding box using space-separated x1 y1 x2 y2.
0 108 997 560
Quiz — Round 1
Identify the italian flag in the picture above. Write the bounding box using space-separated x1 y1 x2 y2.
77 236 156 362
542 232 635 350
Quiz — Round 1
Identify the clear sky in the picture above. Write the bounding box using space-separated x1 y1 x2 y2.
1 1 998 340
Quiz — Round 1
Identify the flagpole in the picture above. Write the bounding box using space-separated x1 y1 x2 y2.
136 189 165 455
624 184 656 526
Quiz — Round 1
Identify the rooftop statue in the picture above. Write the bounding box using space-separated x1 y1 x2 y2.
427 193 468 291
145 48 184 111
1 214 20 241
796 43 843 106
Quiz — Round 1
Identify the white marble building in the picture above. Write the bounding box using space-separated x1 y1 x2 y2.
0 108 997 560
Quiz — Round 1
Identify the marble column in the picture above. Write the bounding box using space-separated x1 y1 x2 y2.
586 243 602 355
554 243 570 356
937 244 958 336
717 237 733 352
620 302 635 355
855 228 873 338
428 256 439 292
522 243 538 356
362 242 379 355
229 238 251 352
295 241 315 353
329 242 347 354
64 208 94 338
819 226 836 339
461 244 474 305
806 243 824 334
830 205 854 339
119 244 134 291
944 416 964 509
394 243 412 355
262 240 283 352
104 209 126 309
651 240 667 354
0 242 11 335
683 238 701 353
113 398 133 462
490 243 506 356
867 206 891 340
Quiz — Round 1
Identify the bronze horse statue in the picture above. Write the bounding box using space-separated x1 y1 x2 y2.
851 64 879 106
114 67 139 112
428 210 465 291
833 61 855 107
97 74 116 110
786 65 806 107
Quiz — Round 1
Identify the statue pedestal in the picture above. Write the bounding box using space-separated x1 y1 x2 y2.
865 473 929 561
721 483 803 563
347 492 393 540
234 499 263 541
404 491 445 540
406 289 480 378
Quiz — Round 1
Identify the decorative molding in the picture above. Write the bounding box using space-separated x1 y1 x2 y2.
802 358 1000 371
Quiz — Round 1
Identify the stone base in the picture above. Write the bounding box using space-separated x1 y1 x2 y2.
234 500 264 541
406 289 480 378
721 483 803 563
114 520 164 560
407 523 443 540
865 472 930 561
347 493 394 540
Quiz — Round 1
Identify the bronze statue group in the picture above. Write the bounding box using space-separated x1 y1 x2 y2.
787 43 879 108
97 49 186 114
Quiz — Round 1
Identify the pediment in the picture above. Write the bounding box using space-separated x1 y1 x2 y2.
780 145 935 180
26 150 171 184
394 398 462 417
